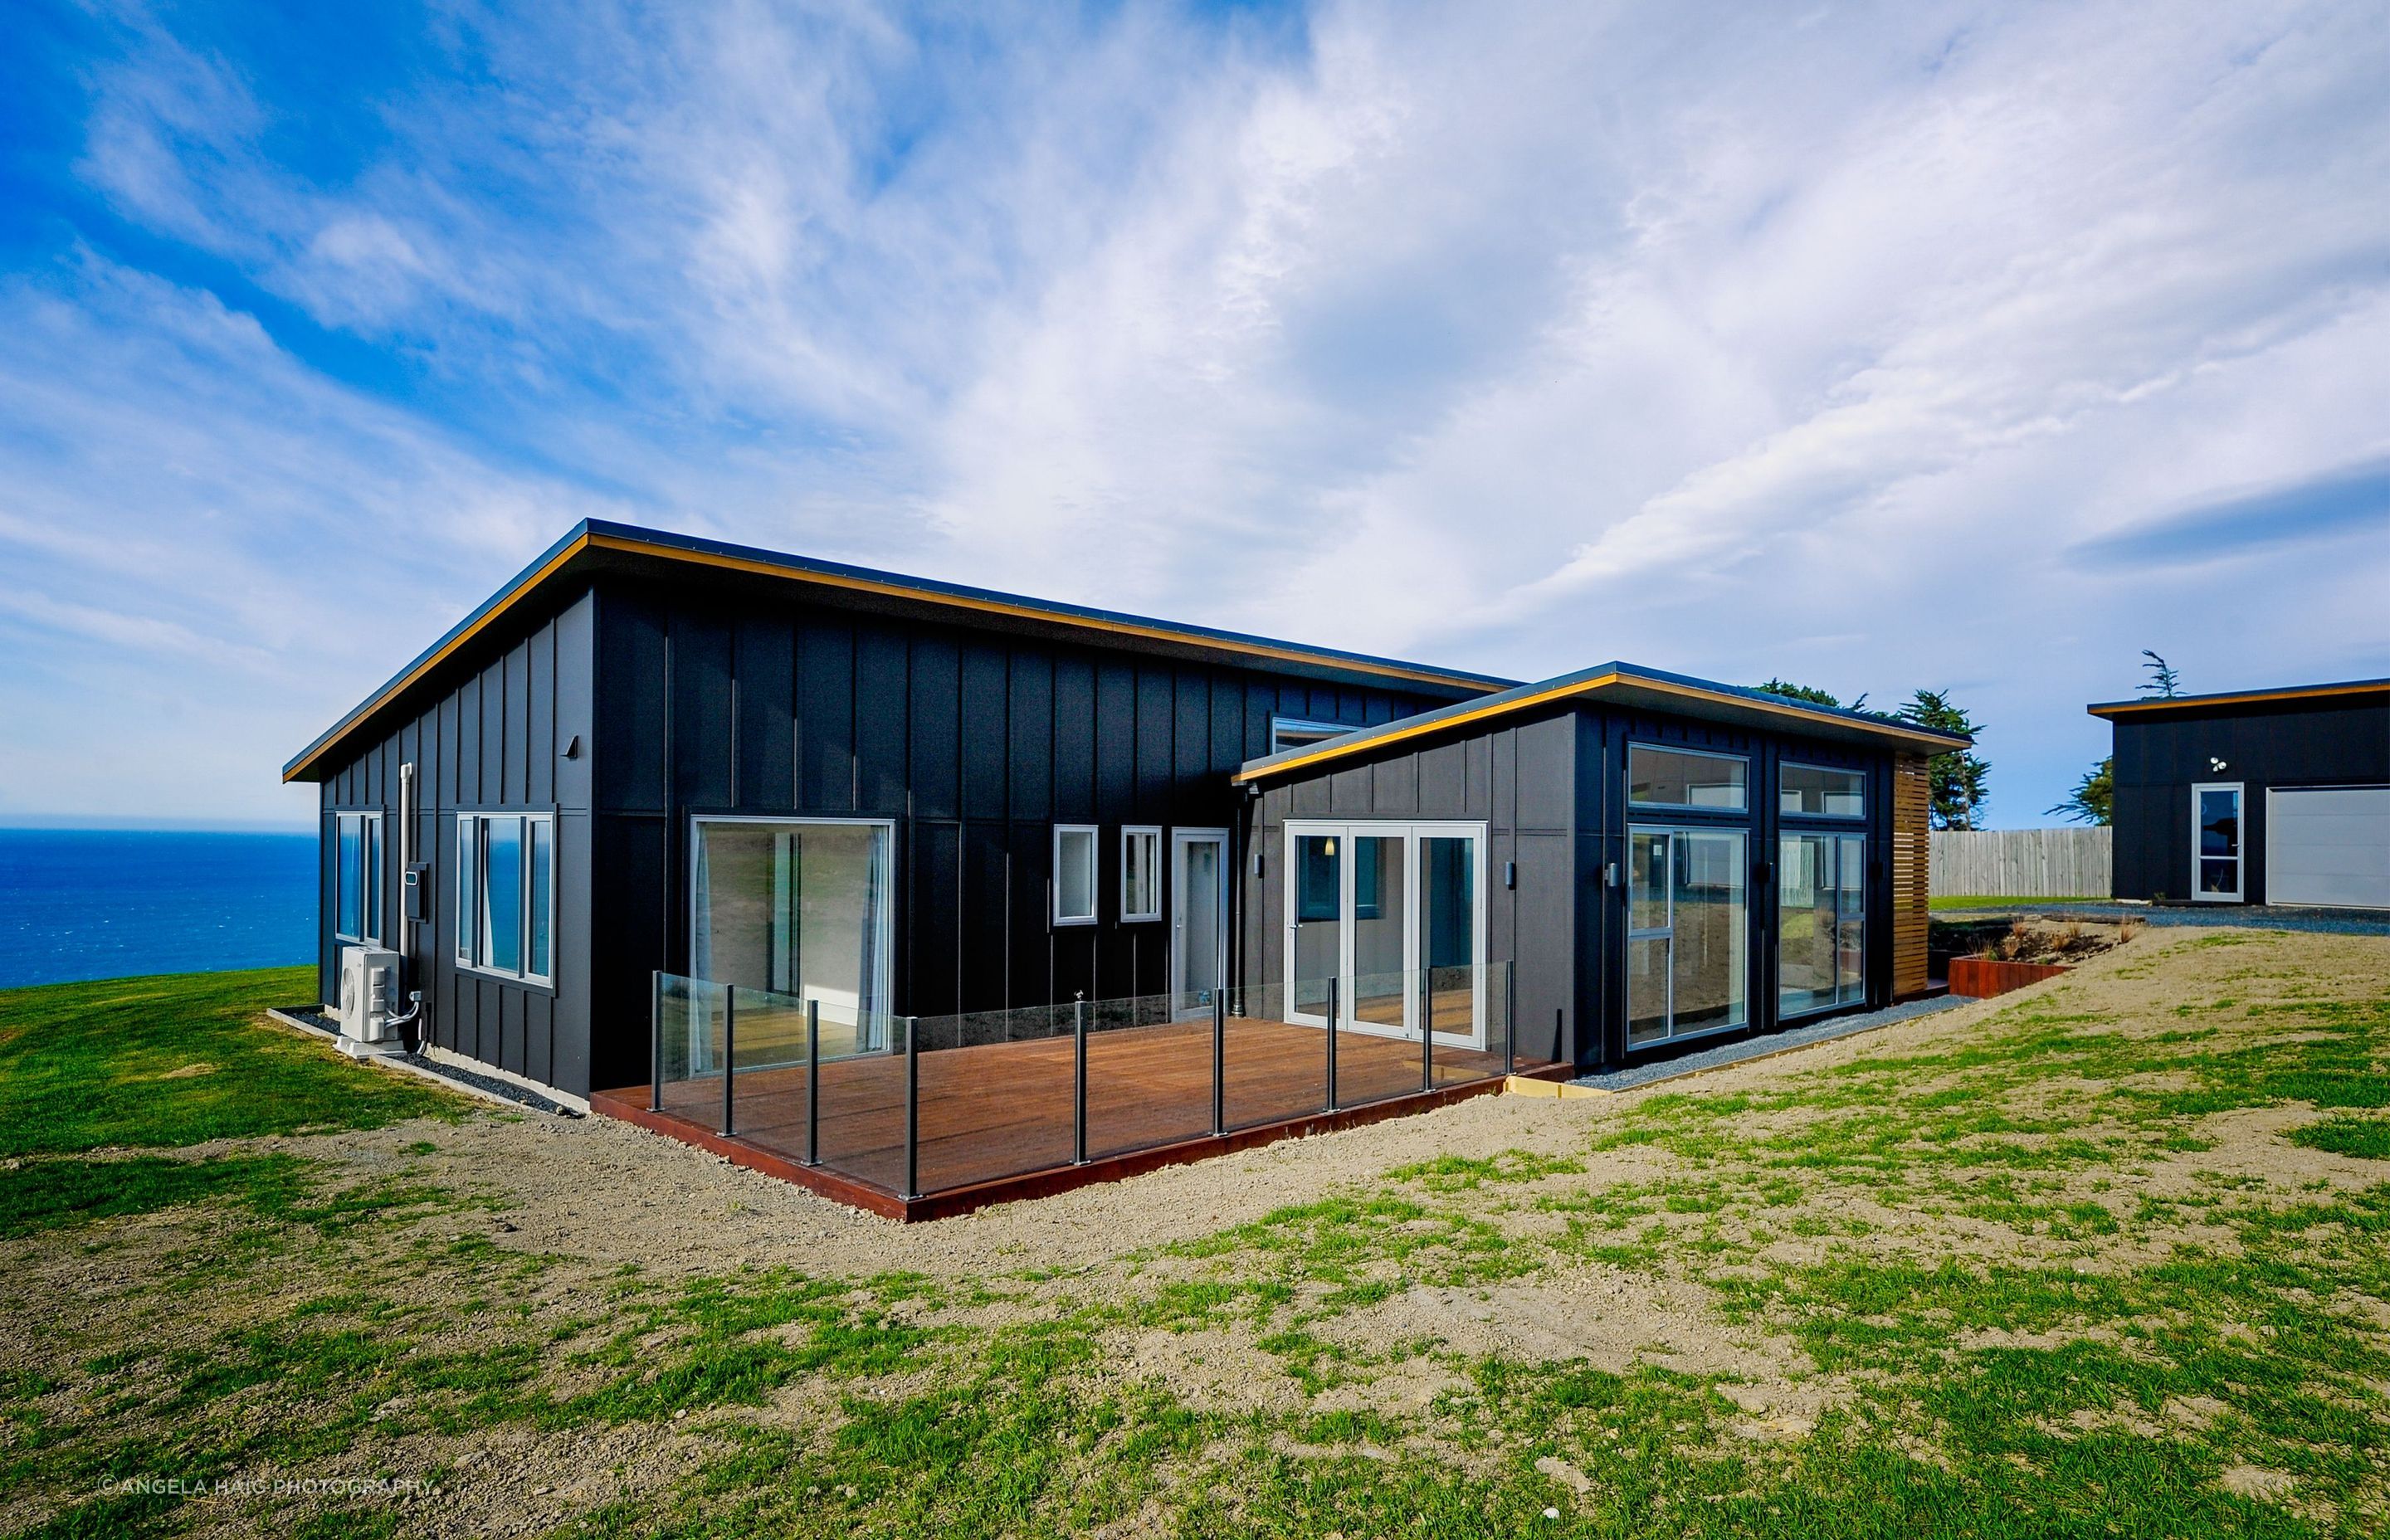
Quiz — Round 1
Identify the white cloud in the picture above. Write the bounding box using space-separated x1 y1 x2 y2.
7 0 2389 826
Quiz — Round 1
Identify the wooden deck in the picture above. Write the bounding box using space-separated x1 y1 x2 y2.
591 1016 1548 1220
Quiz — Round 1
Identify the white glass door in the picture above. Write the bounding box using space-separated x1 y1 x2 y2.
1170 829 1227 1016
2193 783 2243 900
1284 822 1485 1048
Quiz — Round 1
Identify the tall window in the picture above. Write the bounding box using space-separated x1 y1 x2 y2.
1121 826 1162 922
690 820 891 1042
456 812 554 984
1629 745 1749 811
1779 833 1865 1015
334 811 384 944
1054 825 1098 925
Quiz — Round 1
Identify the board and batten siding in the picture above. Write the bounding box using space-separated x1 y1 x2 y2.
315 588 598 1094
586 578 1448 1096
1928 828 2113 899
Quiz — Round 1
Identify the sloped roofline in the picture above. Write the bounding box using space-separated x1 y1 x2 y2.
1233 663 1972 783
2087 677 2390 719
283 521 1519 782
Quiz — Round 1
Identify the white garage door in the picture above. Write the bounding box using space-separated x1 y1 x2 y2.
2266 787 2390 910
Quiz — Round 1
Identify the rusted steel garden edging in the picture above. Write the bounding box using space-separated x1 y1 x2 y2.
1947 957 2072 999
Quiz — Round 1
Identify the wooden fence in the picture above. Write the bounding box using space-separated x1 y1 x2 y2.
1929 828 2112 898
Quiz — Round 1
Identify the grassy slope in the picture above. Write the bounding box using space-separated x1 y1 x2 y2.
2 945 2388 1538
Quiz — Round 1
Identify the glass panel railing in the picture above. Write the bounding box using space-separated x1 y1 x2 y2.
651 973 727 1130
648 961 1532 1204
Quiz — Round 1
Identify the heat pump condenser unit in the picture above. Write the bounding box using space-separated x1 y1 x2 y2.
337 945 404 1045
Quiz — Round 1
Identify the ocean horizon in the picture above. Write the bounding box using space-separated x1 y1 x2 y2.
0 827 317 990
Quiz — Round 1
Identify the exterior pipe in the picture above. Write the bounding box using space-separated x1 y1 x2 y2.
804 998 821 1168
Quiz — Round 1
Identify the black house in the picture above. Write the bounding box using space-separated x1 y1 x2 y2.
2091 679 2390 911
288 522 1962 1108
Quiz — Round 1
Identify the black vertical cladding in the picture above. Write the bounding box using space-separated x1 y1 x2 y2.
2108 696 2390 904
1246 702 1908 1074
797 616 856 813
317 568 1451 1095
736 616 796 811
310 591 598 1091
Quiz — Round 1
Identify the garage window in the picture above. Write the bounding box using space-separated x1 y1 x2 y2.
2192 783 2241 901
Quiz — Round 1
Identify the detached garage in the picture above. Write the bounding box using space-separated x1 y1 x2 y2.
2091 678 2390 912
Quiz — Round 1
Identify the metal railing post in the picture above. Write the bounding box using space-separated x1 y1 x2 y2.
1422 970 1435 1094
1505 960 1516 1077
1072 994 1089 1166
902 1016 920 1201
1211 978 1227 1138
649 970 664 1113
720 986 737 1138
804 998 821 1167
1325 974 1339 1114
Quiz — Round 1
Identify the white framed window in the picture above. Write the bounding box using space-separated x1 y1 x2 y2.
334 811 384 944
1271 716 1356 755
1053 824 1098 926
456 811 555 984
1121 826 1163 922
1628 743 1749 812
1781 763 1866 818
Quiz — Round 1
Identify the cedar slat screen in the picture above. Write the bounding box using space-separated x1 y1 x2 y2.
1891 753 1931 997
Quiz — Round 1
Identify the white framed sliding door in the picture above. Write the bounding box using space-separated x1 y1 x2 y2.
1283 821 1487 1049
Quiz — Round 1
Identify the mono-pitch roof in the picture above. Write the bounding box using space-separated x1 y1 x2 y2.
2086 677 2390 721
1232 661 1973 783
283 520 1518 782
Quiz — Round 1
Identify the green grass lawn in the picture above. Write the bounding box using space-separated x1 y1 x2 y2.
3 937 2388 1538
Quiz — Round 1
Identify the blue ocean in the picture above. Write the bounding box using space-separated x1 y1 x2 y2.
0 829 317 990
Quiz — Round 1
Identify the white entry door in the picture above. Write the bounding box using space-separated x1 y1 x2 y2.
2266 787 2390 910
1170 829 1229 1015
1284 821 1487 1048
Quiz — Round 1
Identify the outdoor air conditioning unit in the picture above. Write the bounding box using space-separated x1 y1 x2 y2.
336 945 404 1047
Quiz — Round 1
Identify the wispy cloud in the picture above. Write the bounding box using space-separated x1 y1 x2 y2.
2 0 2387 824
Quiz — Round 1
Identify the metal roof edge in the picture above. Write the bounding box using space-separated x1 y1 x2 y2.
1234 663 1973 784
283 520 1518 783
2087 677 2390 719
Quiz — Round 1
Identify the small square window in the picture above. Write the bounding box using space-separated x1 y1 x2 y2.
1121 826 1162 922
1054 825 1098 925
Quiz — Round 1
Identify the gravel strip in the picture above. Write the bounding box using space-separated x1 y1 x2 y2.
1946 902 2390 936
1569 993 1976 1094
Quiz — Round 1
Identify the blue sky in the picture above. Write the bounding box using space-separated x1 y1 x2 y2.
2 0 2386 830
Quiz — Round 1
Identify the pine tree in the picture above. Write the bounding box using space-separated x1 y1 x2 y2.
1897 689 1989 829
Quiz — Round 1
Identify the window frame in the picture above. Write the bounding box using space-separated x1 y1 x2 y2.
1627 742 1751 815
1779 761 1867 821
333 810 385 946
1053 823 1100 927
1270 716 1357 755
684 814 896 1032
454 809 557 987
1119 825 1163 923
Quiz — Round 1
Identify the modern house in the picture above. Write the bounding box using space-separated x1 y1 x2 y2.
2091 679 2390 911
289 521 1963 1211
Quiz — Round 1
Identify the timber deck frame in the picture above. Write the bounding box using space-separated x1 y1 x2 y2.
591 1015 1564 1221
